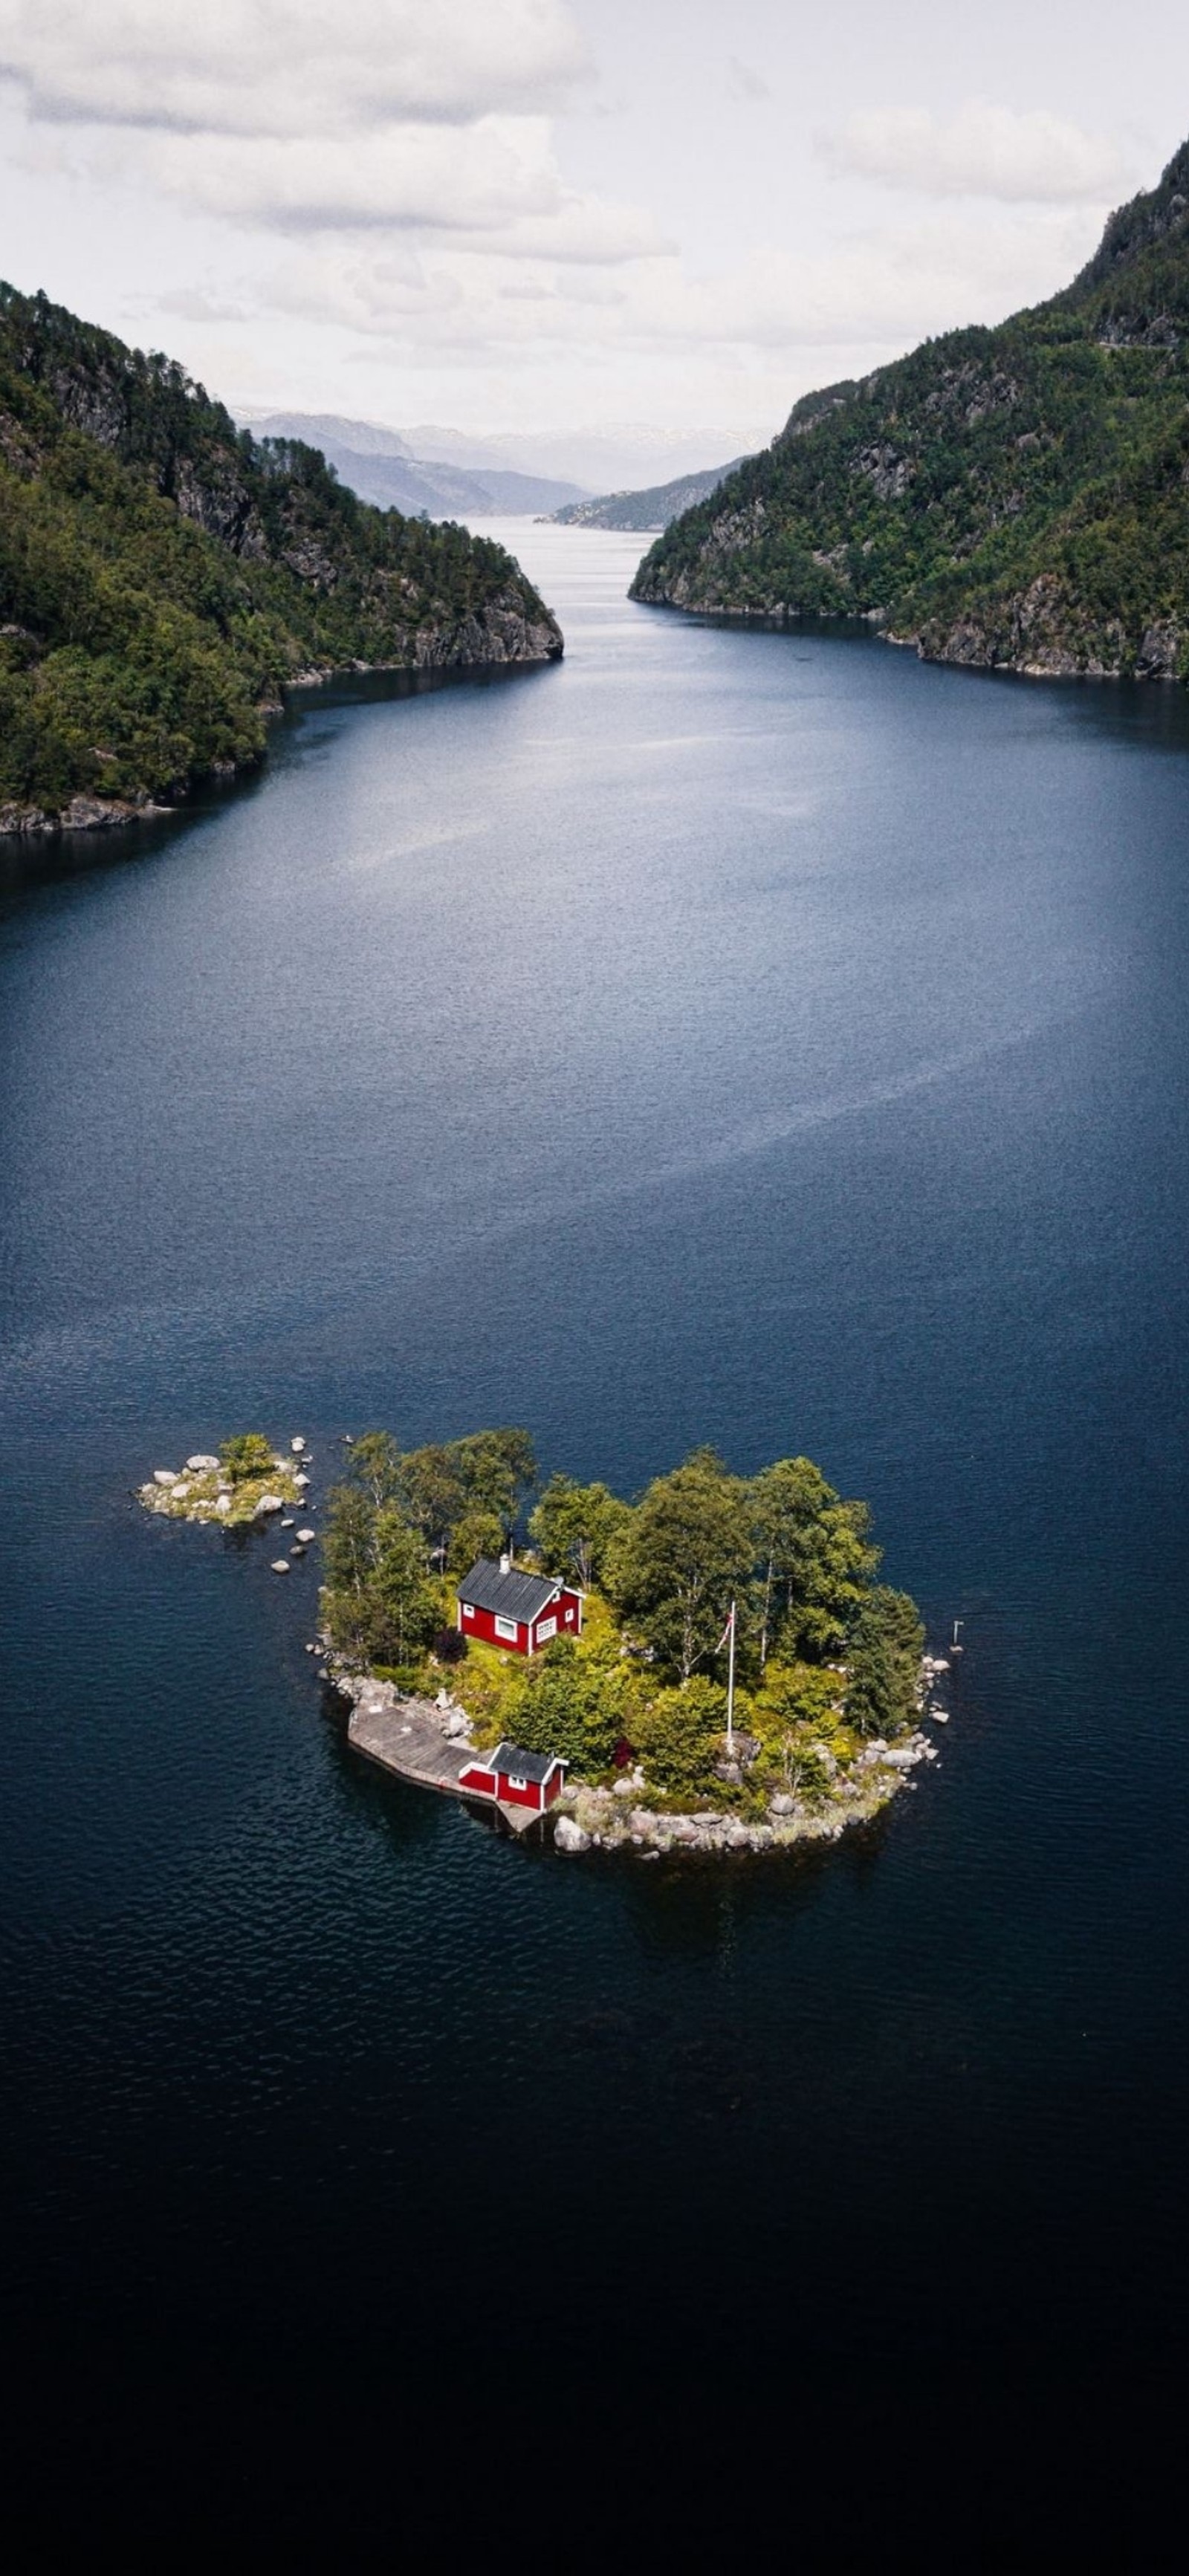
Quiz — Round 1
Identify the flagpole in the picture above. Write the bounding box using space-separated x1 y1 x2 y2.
726 1599 736 1753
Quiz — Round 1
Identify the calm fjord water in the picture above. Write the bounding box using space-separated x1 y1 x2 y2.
3 523 1189 2486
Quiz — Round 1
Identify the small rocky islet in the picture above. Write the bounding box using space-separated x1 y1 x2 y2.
138 1433 316 1569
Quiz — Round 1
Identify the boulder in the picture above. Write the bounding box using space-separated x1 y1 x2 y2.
294 1473 310 1490
297 1528 316 1544
291 1437 306 1453
270 1559 290 1574
170 1482 190 1500
187 1454 219 1473
152 1470 177 1487
554 1815 592 1854
215 1494 231 1516
253 1493 285 1516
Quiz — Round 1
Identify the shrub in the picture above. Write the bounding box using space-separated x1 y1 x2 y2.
219 1432 276 1483
632 1678 726 1797
433 1626 468 1664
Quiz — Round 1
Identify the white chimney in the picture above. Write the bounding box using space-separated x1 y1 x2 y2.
499 1552 511 1574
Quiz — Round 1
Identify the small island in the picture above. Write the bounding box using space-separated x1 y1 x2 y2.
140 1422 946 1856
318 1427 942 1858
138 1431 314 1566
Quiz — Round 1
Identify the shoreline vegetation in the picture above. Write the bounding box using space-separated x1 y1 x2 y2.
0 282 563 837
140 1424 947 1860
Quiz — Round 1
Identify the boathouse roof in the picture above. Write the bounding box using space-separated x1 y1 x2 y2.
490 1741 563 1785
458 1557 561 1623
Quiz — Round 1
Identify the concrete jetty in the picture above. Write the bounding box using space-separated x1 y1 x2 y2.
346 1690 542 1832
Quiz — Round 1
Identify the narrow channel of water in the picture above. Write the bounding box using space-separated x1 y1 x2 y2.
2 522 1188 2504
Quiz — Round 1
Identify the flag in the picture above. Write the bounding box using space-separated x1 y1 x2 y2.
716 1606 735 1654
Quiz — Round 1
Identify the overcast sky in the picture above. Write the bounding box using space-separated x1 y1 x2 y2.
1 1 1188 441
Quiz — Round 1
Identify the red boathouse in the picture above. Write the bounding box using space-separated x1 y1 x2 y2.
456 1555 583 1658
458 1742 568 1815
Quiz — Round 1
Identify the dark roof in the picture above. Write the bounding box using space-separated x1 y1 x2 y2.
491 1741 564 1784
458 1557 560 1623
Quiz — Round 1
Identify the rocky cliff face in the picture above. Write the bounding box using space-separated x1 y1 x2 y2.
632 140 1189 686
0 282 562 827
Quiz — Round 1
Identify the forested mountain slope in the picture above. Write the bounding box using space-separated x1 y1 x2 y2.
0 285 562 829
548 456 748 531
632 142 1189 683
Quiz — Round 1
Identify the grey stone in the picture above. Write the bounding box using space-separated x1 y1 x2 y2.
187 1454 219 1473
270 1559 290 1574
554 1816 592 1854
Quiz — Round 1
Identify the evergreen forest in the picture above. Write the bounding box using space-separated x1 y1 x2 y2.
0 283 560 822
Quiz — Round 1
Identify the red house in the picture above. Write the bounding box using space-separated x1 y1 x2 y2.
456 1556 583 1657
458 1742 568 1815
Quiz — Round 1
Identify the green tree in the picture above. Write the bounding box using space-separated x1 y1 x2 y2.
632 1679 726 1797
396 1444 467 1567
751 1456 879 1664
372 1509 440 1664
608 1449 754 1682
451 1427 537 1538
529 1473 632 1591
844 1586 924 1739
323 1483 378 1593
510 1636 632 1775
447 1506 505 1574
218 1432 276 1483
346 1430 403 1511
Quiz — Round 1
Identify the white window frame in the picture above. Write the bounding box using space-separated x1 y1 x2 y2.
508 1774 528 1791
494 1615 519 1643
461 1601 473 1619
535 1616 557 1646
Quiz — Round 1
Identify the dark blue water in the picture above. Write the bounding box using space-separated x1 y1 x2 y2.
4 524 1188 2520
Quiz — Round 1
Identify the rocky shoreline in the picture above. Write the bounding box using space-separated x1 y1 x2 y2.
326 1653 949 1862
2 610 562 837
137 1436 317 1570
137 1441 950 1862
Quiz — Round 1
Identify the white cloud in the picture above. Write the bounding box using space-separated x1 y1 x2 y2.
821 101 1127 203
253 201 1106 368
0 1 590 133
140 117 563 235
0 0 660 270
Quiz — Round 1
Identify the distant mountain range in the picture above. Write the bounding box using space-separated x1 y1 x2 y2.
547 456 753 531
238 411 775 524
403 420 772 496
634 140 1189 684
241 412 585 519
